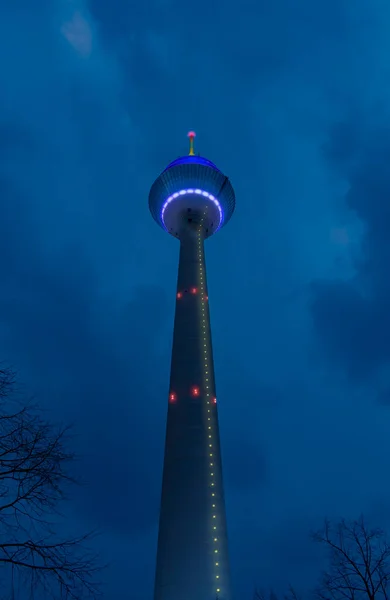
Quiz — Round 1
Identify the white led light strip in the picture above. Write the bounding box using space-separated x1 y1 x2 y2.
161 189 223 232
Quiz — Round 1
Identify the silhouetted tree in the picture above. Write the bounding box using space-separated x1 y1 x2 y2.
313 516 390 600
254 517 390 600
254 585 302 600
0 367 102 599
254 588 277 600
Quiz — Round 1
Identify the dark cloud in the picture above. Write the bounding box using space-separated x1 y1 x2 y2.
311 117 390 381
224 437 268 491
0 0 169 547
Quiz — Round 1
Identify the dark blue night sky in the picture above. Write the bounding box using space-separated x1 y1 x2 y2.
1 0 390 598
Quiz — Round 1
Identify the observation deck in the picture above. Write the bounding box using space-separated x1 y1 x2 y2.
149 133 235 239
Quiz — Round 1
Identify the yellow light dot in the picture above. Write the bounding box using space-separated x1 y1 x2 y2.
211 483 215 486
209 435 212 438
211 493 215 496
214 550 218 553
213 515 216 519
215 562 219 566
213 526 216 529
217 589 220 593
216 575 220 579
209 444 212 447
211 473 214 476
214 538 217 541
208 427 211 430
212 504 216 507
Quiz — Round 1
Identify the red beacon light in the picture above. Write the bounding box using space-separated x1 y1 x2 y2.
177 292 182 299
169 392 177 403
190 287 198 294
213 397 217 404
191 386 200 397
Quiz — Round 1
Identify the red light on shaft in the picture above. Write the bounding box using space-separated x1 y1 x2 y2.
191 287 197 294
177 292 182 299
191 386 200 397
169 392 177 403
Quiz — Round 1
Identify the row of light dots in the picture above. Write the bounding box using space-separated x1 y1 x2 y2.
197 229 221 597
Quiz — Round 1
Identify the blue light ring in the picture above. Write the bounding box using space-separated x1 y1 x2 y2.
161 188 224 233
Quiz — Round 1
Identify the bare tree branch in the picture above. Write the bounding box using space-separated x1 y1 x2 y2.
254 588 279 600
254 518 390 600
285 585 303 600
0 367 104 599
312 517 390 600
253 584 301 600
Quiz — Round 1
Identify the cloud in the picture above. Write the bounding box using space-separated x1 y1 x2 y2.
224 437 268 492
61 10 93 57
0 0 171 544
311 114 390 383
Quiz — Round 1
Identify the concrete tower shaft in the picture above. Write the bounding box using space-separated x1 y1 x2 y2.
154 220 231 600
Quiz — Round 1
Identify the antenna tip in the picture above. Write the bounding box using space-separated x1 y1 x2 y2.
187 131 196 155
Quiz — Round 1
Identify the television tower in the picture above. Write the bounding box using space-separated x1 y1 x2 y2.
149 132 235 600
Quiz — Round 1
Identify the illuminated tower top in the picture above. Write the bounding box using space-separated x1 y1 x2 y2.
149 132 235 239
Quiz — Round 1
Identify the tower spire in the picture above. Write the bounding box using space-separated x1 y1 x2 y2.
187 130 196 156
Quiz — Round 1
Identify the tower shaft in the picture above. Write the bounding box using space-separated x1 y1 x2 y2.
154 222 231 600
